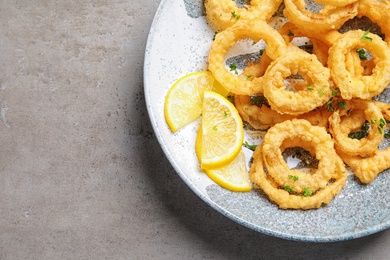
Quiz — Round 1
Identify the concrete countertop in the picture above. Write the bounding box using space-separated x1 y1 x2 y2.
0 1 389 259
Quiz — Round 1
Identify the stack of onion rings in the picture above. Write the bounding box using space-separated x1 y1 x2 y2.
202 0 390 209
250 119 347 209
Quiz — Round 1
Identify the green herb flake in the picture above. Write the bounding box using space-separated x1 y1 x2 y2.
379 118 386 128
356 48 368 60
307 84 314 90
229 63 238 75
246 74 253 79
243 141 257 151
348 121 370 140
213 32 218 41
361 29 373 41
338 101 346 110
231 11 240 20
224 111 228 118
284 185 294 194
303 187 312 197
288 30 294 36
332 89 340 97
212 126 217 131
259 49 264 55
288 175 299 181
325 99 334 111
371 119 377 124
318 89 325 96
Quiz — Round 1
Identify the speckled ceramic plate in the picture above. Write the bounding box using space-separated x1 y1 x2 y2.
144 0 390 242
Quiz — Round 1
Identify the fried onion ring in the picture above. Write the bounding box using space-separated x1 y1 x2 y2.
337 148 390 184
283 0 358 33
250 140 347 209
358 0 390 44
204 0 282 32
208 18 287 95
234 94 332 130
261 119 339 194
328 30 390 100
329 99 385 157
262 47 332 115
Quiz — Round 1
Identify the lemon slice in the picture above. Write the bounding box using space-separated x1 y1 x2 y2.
196 125 251 192
200 90 244 169
164 71 216 132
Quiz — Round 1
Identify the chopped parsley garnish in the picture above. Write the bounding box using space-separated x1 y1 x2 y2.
379 118 386 128
371 119 377 124
325 99 334 111
284 185 294 193
361 29 373 41
384 130 390 138
212 126 217 131
288 175 299 181
224 111 228 118
231 11 240 20
332 89 340 97
303 187 312 197
229 63 238 75
348 121 370 140
318 89 325 96
213 32 218 41
259 49 264 55
378 118 386 134
307 84 314 90
243 141 257 151
246 74 253 79
337 101 346 110
356 48 368 60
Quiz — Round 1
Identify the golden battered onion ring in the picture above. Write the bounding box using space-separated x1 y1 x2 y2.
358 0 390 44
337 148 390 184
208 19 287 95
283 0 358 33
315 0 358 7
204 0 282 32
262 119 339 194
250 142 347 210
329 100 385 157
328 30 390 100
262 48 332 115
234 95 332 130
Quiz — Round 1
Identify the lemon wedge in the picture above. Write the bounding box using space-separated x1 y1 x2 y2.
200 90 244 169
164 71 215 132
196 124 251 192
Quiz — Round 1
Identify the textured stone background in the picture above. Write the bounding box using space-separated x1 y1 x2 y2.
0 0 389 259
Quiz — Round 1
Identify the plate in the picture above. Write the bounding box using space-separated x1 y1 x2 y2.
143 0 390 242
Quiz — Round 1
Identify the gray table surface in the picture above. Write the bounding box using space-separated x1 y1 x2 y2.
0 1 389 259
